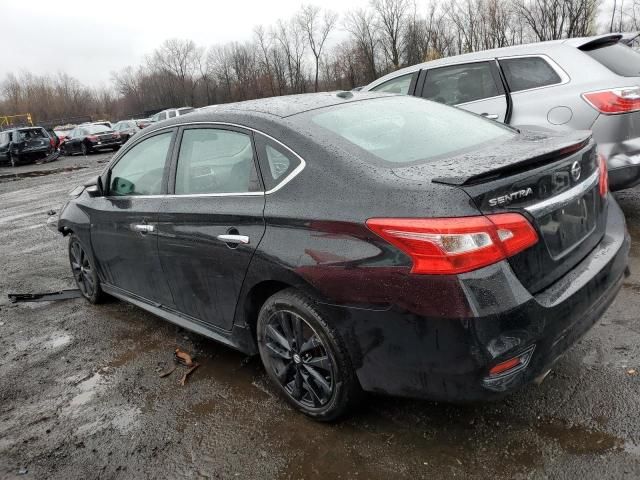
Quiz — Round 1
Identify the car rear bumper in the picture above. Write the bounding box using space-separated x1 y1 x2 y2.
89 140 121 150
328 198 630 402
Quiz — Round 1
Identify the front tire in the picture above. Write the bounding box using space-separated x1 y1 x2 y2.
68 235 104 304
257 288 361 421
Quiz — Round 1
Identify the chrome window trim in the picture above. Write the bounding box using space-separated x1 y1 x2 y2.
497 54 570 94
525 169 599 217
103 121 306 199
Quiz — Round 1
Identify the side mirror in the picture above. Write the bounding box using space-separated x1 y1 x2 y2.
85 176 104 197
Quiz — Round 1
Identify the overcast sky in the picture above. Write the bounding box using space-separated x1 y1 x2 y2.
2 0 617 88
1 0 366 87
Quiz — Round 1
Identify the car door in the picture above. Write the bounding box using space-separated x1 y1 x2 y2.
68 128 85 153
88 129 177 306
417 61 509 122
157 125 266 331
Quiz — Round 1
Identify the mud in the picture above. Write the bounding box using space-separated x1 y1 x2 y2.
0 152 639 479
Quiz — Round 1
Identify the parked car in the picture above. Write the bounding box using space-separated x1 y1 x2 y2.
135 118 152 129
112 120 141 143
362 33 640 191
149 107 195 123
61 124 121 156
57 92 629 421
0 126 54 167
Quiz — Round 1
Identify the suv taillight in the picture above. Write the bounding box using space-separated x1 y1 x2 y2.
582 87 640 114
86 135 98 142
366 214 538 275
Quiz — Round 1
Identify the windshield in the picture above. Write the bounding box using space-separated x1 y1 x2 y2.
85 125 111 134
306 96 514 166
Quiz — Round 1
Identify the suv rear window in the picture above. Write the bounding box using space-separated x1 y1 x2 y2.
307 96 514 166
582 43 640 77
17 128 47 140
499 57 562 92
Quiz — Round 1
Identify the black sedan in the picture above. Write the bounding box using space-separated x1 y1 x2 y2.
57 92 630 421
62 124 121 156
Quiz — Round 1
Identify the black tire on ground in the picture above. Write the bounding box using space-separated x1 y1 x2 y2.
256 288 362 421
81 143 89 156
9 152 18 167
68 234 104 304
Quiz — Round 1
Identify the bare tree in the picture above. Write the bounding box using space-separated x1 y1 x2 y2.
298 5 338 92
371 0 409 69
344 8 380 82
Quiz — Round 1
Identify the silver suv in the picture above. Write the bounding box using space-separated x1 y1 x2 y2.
362 33 640 191
149 107 195 123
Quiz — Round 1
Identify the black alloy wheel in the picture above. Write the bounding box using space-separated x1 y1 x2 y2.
81 143 88 156
68 235 103 304
257 289 361 421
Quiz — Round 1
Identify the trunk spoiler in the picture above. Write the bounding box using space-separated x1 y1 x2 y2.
432 136 591 187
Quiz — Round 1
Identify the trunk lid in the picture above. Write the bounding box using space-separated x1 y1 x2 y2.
393 128 607 293
17 128 49 151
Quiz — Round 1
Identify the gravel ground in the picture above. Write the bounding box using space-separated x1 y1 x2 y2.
0 151 639 480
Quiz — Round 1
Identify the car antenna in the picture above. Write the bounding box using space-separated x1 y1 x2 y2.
336 91 353 99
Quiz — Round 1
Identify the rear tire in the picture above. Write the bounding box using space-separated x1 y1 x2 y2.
9 152 17 167
81 143 89 156
256 288 362 421
68 235 104 304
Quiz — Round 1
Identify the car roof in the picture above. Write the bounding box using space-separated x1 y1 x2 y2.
195 91 393 118
365 33 626 89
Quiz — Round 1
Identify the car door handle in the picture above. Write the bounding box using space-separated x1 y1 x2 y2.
133 224 155 233
216 234 249 245
481 113 499 120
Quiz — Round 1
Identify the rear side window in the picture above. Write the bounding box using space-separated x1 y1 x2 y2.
254 135 301 190
109 132 172 196
307 96 513 166
370 73 414 95
582 43 640 77
168 111 177 118
422 62 500 105
175 128 261 195
499 57 562 92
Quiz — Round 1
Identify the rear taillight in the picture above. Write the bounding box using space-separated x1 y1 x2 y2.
582 87 640 114
86 135 98 142
113 133 120 139
598 153 608 197
366 213 538 275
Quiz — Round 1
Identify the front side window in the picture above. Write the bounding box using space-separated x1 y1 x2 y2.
255 135 301 190
109 132 172 196
499 57 562 92
306 96 514 166
175 128 261 195
370 73 414 95
422 62 500 105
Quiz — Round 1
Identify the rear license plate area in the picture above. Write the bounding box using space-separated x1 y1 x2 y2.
536 188 597 259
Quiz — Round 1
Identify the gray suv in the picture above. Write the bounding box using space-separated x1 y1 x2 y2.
362 33 640 191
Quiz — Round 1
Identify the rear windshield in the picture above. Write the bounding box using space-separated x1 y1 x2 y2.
17 128 47 140
582 42 640 77
306 96 514 166
85 125 110 134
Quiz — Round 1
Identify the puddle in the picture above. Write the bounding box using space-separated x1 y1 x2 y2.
0 165 88 182
535 419 624 455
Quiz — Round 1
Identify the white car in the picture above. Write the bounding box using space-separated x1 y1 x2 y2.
149 107 195 123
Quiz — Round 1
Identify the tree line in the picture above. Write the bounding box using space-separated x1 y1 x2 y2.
0 0 610 124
